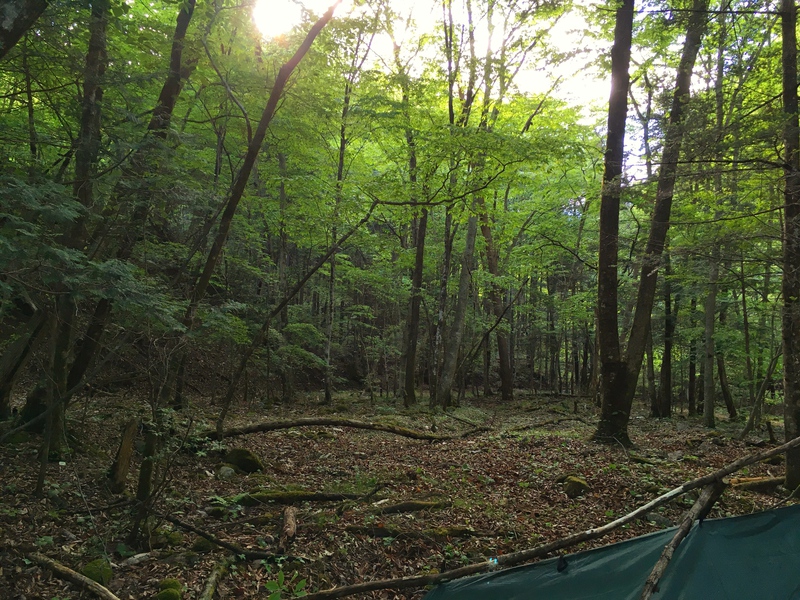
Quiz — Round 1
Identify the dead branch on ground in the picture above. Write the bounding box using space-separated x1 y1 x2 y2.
29 553 121 600
372 500 451 515
198 417 484 442
199 555 235 600
278 506 298 553
153 510 306 563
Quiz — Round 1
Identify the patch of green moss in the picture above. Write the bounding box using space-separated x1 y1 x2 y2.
159 578 182 591
563 476 590 498
207 506 229 520
166 531 184 546
4 430 31 444
191 536 215 553
155 588 182 600
82 558 112 585
224 448 264 473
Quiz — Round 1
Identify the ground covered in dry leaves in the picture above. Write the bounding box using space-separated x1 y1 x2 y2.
0 391 791 600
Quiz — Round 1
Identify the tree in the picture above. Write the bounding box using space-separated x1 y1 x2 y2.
595 0 709 445
0 0 47 60
781 0 800 488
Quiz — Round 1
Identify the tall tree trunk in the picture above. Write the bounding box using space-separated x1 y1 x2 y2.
717 304 737 418
658 251 674 417
397 53 426 407
480 208 513 401
646 326 657 415
435 214 479 408
688 295 697 416
38 0 108 457
39 0 198 414
404 207 427 407
739 256 756 409
703 252 719 428
323 248 336 405
595 0 708 444
781 0 800 489
0 310 45 419
595 0 635 441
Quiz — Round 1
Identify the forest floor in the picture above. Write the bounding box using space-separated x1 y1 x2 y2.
0 389 792 600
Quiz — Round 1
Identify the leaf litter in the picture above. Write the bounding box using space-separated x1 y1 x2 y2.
0 391 788 599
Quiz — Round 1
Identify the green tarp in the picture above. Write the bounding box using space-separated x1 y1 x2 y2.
425 504 800 599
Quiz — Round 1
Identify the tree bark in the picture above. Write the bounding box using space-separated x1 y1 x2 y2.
0 309 45 419
435 214 479 408
717 306 737 419
480 206 513 402
0 0 47 60
404 207 427 407
658 252 674 417
595 0 708 444
704 252 719 428
781 0 800 489
688 296 698 415
595 0 634 443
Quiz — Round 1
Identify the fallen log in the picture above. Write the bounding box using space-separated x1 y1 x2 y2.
278 506 298 553
639 481 727 600
372 500 451 515
197 417 483 442
153 510 306 563
727 476 785 493
199 555 235 600
236 490 363 506
346 525 482 541
29 552 121 600
302 434 800 600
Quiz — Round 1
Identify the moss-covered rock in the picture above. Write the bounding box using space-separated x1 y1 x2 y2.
82 558 112 585
155 588 182 600
191 536 215 553
224 448 264 473
4 430 31 444
216 463 237 480
159 578 183 592
206 505 230 520
563 476 590 498
149 528 183 549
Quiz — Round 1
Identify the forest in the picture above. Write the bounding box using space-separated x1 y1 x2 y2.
1 0 800 597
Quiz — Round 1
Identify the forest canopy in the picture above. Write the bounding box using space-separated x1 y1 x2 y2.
0 0 796 448
2 0 800 597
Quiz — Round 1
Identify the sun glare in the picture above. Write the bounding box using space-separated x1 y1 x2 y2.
253 0 343 39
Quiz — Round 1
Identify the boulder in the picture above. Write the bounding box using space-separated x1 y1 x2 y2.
216 464 237 480
82 558 112 585
224 448 264 473
563 476 590 498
